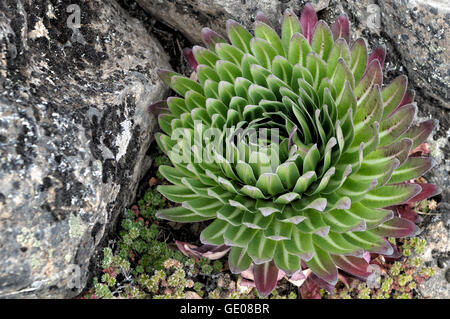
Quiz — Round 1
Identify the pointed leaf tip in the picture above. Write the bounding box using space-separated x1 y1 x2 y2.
157 69 179 86
183 48 198 71
300 3 318 44
253 261 279 297
201 27 227 51
332 14 350 43
147 100 168 115
406 183 442 203
255 11 272 27
368 45 386 69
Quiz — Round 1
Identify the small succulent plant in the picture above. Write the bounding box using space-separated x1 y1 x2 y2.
152 4 440 296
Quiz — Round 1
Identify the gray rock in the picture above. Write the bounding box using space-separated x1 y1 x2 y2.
0 0 170 298
416 220 450 299
135 0 312 44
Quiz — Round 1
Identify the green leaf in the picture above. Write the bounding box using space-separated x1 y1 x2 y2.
250 37 278 70
224 224 258 247
313 232 362 255
293 171 317 194
350 38 368 84
156 206 213 223
288 33 311 66
171 75 203 96
247 231 277 263
228 246 252 273
362 183 422 208
264 219 293 240
306 52 327 90
157 184 198 203
389 157 435 184
282 9 302 53
274 241 301 274
276 161 301 189
197 65 220 84
215 43 245 65
305 245 338 284
285 227 314 259
193 45 220 68
241 53 261 81
215 60 242 83
371 217 419 238
311 20 333 61
200 219 229 245
342 231 393 255
381 75 408 119
218 80 236 105
248 83 277 104
303 144 320 172
242 210 274 229
256 173 286 196
254 21 285 57
322 209 365 233
378 104 416 147
217 205 244 226
327 38 351 78
346 202 394 229
182 197 222 217
227 19 253 53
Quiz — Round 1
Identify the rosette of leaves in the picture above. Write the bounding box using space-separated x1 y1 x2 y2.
152 4 440 296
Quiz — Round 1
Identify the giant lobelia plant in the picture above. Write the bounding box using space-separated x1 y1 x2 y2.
152 3 440 297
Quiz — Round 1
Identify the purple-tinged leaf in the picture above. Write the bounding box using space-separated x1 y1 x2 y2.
299 276 321 299
389 156 436 184
354 59 383 101
391 205 421 223
305 245 338 285
397 88 415 109
183 48 199 71
300 3 318 44
309 273 336 293
147 100 168 115
368 45 386 69
202 27 227 51
379 103 416 147
363 183 422 208
382 75 408 119
255 11 272 27
290 269 306 281
351 38 368 84
175 241 230 260
253 261 279 297
331 14 350 43
383 242 403 262
288 125 298 150
405 183 442 203
371 217 420 237
330 254 373 279
401 119 438 149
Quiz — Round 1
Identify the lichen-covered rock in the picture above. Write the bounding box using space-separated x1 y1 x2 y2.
377 0 449 111
136 0 448 112
0 0 170 298
417 220 450 299
135 0 313 44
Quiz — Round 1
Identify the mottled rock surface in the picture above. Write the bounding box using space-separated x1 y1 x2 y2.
0 0 170 298
417 219 450 299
